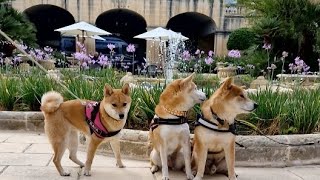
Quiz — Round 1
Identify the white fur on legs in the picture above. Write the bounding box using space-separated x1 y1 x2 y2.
150 149 161 173
182 139 194 180
110 140 125 168
159 143 169 180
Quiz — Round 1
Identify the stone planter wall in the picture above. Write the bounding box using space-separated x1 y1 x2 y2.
1 111 320 167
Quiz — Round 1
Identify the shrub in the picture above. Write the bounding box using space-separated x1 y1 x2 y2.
0 76 20 110
20 76 58 111
227 28 256 50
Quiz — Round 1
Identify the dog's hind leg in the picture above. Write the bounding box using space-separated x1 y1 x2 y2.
68 130 84 167
110 139 125 168
52 141 69 176
150 148 161 173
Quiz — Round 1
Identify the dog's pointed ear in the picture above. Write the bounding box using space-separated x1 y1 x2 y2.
122 83 130 95
104 84 113 97
180 72 195 88
221 77 233 91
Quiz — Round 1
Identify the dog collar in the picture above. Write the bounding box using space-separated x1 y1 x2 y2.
163 106 188 118
196 114 237 135
149 115 188 131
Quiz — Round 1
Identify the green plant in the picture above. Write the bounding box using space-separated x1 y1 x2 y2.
0 76 20 110
20 76 58 111
285 89 320 134
227 28 256 50
0 5 37 45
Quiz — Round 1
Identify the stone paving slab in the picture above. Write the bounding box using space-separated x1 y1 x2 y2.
0 133 13 142
154 171 228 180
24 143 52 154
48 151 150 168
5 133 48 144
0 143 30 153
236 168 302 180
79 167 154 180
0 166 79 180
287 166 320 180
0 153 52 166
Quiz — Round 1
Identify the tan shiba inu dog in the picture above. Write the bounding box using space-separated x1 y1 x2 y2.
41 83 131 176
149 73 206 180
192 78 258 180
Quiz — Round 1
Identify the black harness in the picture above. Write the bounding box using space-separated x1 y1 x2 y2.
150 115 188 131
195 113 237 135
85 102 121 138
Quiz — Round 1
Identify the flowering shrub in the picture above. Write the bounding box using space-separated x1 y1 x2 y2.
288 57 310 74
228 49 241 58
177 49 215 73
73 41 112 69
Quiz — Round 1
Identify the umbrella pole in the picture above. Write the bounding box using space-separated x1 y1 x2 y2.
82 30 85 44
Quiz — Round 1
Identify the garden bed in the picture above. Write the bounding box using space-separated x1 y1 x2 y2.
0 111 320 167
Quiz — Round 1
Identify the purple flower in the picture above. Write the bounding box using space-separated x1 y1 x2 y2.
13 56 21 63
107 44 116 51
204 57 214 65
44 46 53 53
201 51 204 54
318 58 320 66
208 50 214 57
182 50 191 61
282 51 288 58
195 49 200 55
18 44 28 51
270 64 277 70
126 44 136 53
262 43 271 50
228 50 241 58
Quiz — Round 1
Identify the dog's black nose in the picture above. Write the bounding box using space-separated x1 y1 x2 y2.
254 103 259 109
119 114 124 119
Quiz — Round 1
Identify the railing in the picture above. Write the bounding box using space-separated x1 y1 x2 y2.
225 6 245 16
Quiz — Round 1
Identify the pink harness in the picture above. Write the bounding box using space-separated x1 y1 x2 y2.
85 101 120 138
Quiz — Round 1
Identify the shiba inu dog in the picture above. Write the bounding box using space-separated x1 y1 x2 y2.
149 73 206 180
41 83 131 176
192 77 258 180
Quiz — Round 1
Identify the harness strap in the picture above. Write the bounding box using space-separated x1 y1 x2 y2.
150 115 188 131
85 102 121 138
196 114 237 135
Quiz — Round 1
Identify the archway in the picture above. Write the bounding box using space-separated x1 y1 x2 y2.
24 5 75 49
167 12 216 53
96 9 147 63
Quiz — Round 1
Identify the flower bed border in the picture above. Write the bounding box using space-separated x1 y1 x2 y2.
1 111 320 167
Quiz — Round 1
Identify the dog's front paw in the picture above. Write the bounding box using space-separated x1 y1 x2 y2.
60 171 71 176
150 165 159 174
186 173 194 180
116 162 125 168
83 169 91 176
162 176 169 180
229 175 237 180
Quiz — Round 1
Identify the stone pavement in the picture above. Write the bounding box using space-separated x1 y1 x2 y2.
0 131 319 180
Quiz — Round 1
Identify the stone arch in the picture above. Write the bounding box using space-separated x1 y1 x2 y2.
96 8 147 61
166 12 216 52
24 4 75 48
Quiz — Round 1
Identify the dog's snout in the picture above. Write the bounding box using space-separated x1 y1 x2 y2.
119 114 124 119
254 103 259 109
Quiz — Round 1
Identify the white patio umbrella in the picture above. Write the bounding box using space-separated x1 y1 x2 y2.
134 27 188 41
72 34 106 41
55 21 111 43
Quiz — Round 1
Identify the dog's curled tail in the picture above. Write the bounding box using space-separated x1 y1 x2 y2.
41 91 64 113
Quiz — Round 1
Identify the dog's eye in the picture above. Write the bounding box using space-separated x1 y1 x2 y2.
240 95 245 98
123 103 127 106
112 104 117 107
